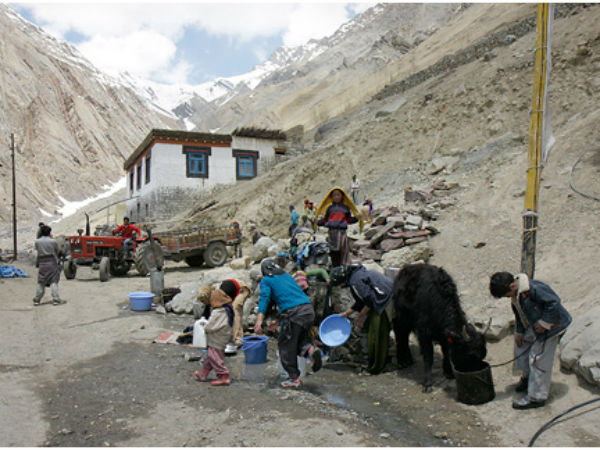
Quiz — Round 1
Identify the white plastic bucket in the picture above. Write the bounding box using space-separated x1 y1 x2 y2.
193 318 208 348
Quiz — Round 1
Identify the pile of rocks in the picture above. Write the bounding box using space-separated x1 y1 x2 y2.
350 181 458 265
351 207 437 262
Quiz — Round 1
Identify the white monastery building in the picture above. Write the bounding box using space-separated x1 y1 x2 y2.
123 128 287 222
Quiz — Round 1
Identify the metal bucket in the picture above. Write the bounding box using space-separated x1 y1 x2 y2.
149 270 164 303
453 361 495 405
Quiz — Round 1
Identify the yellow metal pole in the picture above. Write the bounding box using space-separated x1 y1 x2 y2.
521 3 550 278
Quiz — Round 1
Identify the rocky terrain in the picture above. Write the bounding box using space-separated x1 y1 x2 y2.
0 4 177 227
1 3 599 446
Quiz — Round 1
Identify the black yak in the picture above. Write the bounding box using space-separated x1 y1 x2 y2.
392 263 488 392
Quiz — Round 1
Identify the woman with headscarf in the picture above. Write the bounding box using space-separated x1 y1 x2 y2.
315 187 362 267
254 259 321 388
330 264 394 374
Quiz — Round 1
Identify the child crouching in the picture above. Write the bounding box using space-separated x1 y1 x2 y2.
194 279 239 386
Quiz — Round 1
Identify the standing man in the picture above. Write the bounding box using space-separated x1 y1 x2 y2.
33 225 65 306
112 216 142 255
254 259 321 388
489 272 572 409
350 174 360 205
288 205 299 237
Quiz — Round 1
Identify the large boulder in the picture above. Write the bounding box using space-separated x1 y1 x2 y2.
169 280 206 314
379 241 431 268
560 305 600 386
249 236 276 262
229 256 252 270
203 266 252 286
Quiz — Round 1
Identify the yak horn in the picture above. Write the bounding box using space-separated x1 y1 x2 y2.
461 324 471 341
483 318 492 335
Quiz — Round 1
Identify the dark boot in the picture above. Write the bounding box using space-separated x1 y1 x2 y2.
211 374 231 386
515 376 529 393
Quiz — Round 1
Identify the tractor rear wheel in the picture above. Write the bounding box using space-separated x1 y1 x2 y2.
63 258 77 279
135 241 164 276
99 256 110 282
204 241 227 268
184 252 205 267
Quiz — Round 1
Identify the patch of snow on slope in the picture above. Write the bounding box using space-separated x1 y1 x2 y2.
55 177 126 220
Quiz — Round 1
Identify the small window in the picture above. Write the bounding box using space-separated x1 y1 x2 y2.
145 153 151 184
233 149 259 179
183 146 211 178
136 162 142 190
129 170 134 193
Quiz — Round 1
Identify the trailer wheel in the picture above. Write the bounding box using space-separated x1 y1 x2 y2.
135 241 164 276
63 258 77 280
99 256 110 282
184 253 205 267
204 241 227 268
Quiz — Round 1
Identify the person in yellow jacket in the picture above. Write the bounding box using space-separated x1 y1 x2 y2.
315 187 362 267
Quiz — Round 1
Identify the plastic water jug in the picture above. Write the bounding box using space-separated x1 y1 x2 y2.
193 317 208 348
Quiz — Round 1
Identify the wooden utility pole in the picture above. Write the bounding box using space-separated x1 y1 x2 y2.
521 3 553 278
11 133 17 259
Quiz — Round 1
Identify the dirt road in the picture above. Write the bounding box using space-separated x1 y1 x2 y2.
0 259 505 447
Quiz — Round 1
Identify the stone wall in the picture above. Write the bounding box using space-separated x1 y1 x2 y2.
373 3 590 102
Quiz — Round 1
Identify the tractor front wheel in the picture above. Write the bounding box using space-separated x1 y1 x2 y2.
63 258 77 280
99 256 110 282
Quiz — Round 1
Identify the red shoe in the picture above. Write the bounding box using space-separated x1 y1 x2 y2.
194 369 210 382
211 374 231 386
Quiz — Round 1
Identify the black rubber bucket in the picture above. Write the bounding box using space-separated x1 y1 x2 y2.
453 361 495 405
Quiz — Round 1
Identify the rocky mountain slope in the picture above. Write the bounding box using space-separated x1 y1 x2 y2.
0 4 178 230
2 3 599 319
170 3 600 324
186 3 464 133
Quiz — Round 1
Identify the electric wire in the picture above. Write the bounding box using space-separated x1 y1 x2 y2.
569 149 600 201
528 397 600 446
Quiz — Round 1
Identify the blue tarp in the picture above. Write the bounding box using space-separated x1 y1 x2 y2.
0 265 29 278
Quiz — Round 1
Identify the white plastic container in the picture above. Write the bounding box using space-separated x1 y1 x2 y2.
193 317 208 348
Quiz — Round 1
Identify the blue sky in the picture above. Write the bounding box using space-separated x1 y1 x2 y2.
11 2 373 86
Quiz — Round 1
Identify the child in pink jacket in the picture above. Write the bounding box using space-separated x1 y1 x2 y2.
194 279 239 386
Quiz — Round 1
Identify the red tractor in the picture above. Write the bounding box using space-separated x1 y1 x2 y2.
63 214 163 282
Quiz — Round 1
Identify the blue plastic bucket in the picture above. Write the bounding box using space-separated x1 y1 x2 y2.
241 335 268 364
319 314 351 347
128 291 154 311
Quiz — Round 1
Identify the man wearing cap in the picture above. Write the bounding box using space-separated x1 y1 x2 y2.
113 216 142 256
254 259 321 388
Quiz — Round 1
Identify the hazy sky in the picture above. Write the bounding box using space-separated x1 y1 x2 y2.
12 2 374 86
